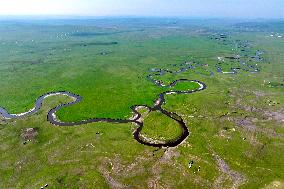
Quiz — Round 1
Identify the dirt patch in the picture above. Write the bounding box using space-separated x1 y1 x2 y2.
111 155 148 175
221 116 267 146
222 112 284 139
213 154 246 189
148 148 185 189
21 128 38 141
218 129 232 140
262 180 284 189
101 172 126 189
253 91 267 97
230 88 283 124
234 117 257 132
264 110 284 123
221 115 257 132
160 148 180 163
99 149 183 189
99 158 128 189
98 153 154 188
147 177 160 189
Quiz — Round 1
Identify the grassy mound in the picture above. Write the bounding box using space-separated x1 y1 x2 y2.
141 111 183 142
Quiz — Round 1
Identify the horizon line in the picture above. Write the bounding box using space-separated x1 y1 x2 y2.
0 15 284 20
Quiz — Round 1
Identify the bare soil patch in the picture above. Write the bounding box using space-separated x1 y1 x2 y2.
99 157 129 189
262 180 284 189
213 154 246 189
21 128 38 141
264 110 284 123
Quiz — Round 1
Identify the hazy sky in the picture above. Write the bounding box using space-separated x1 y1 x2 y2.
0 0 284 18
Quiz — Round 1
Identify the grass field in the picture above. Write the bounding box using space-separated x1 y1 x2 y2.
0 18 283 188
140 111 183 143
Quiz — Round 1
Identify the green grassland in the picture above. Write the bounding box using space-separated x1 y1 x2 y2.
0 18 283 188
140 111 183 143
169 81 201 92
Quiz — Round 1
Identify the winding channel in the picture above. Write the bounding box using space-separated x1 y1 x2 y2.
0 71 206 148
0 37 263 147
